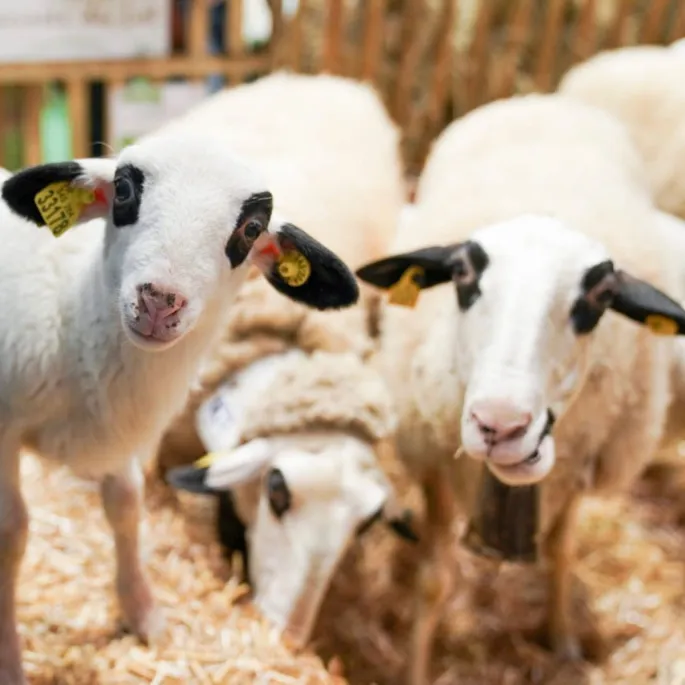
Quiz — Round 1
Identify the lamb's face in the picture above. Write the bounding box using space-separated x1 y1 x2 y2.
357 213 685 487
451 216 610 486
247 437 390 645
1 135 359 352
167 433 416 647
106 135 275 350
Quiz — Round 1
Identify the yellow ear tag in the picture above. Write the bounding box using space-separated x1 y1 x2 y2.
388 265 424 308
194 453 218 469
645 314 679 336
277 250 311 287
34 181 95 237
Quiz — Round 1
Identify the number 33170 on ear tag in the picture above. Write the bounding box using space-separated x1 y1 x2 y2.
34 181 95 237
389 265 424 308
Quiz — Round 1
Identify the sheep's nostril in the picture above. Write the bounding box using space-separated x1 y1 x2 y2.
136 284 188 321
470 406 532 444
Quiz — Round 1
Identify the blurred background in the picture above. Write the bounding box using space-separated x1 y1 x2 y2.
1 0 684 181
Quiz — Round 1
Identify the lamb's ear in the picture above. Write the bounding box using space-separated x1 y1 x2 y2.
166 440 274 493
1 159 115 236
356 244 466 309
356 245 462 290
250 215 359 310
611 270 685 335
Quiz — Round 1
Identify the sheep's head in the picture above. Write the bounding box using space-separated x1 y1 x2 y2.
1 134 359 351
167 433 416 647
357 214 685 486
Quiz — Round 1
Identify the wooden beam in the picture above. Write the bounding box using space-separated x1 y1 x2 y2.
0 55 270 84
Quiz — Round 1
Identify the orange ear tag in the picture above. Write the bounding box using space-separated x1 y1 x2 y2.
34 181 96 237
388 265 424 308
645 314 678 336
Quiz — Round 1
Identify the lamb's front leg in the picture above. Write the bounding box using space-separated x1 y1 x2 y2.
100 458 163 642
0 446 29 685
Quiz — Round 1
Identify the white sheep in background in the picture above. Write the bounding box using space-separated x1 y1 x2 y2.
0 131 359 684
355 93 685 685
557 41 685 219
153 71 416 647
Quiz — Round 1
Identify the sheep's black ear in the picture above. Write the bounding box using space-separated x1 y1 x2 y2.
1 159 115 236
252 220 359 310
611 270 685 335
356 246 458 290
356 242 490 309
166 463 214 494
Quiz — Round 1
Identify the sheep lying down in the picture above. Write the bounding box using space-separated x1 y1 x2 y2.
0 133 360 685
355 93 685 685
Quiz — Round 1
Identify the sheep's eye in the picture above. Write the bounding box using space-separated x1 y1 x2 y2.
114 176 135 204
243 218 264 242
266 468 291 519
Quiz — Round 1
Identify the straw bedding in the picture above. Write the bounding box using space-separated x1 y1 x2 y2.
18 444 685 684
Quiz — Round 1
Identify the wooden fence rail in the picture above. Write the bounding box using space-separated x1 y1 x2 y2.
0 0 683 174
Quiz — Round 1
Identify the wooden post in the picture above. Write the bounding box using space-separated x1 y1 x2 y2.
21 86 43 167
66 79 89 159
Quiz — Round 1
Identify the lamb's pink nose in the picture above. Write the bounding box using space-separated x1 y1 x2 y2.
136 283 187 336
470 400 532 444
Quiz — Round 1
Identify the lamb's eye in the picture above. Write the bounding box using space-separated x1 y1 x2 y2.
114 176 135 204
266 468 291 519
243 219 263 241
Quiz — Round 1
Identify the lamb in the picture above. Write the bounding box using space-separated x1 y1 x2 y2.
355 92 685 685
557 41 685 219
0 130 360 684
148 71 416 647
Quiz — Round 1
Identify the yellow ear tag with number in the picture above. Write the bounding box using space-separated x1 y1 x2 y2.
277 250 311 287
645 314 679 336
194 453 218 470
34 181 95 237
389 265 424 308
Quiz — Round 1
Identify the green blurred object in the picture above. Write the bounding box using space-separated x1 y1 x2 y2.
40 84 72 163
3 86 23 171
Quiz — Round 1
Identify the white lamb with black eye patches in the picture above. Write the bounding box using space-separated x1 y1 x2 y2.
356 93 685 685
0 133 359 685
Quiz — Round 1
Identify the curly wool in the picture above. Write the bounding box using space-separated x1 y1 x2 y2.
238 351 397 445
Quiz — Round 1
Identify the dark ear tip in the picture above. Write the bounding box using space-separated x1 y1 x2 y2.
165 464 213 495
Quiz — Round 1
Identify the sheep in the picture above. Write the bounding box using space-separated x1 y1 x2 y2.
0 130 360 684
557 41 685 219
354 92 685 685
148 71 416 647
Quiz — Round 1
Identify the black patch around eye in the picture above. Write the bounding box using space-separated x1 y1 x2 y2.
581 259 614 290
570 299 603 334
112 164 145 228
267 467 291 519
571 259 616 334
1 161 83 226
225 191 274 268
216 491 250 583
465 241 490 273
453 241 490 312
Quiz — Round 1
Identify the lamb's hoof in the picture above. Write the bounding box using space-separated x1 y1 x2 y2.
118 576 165 645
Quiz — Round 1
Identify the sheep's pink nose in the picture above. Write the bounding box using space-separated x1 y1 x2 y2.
469 400 532 444
137 283 187 323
